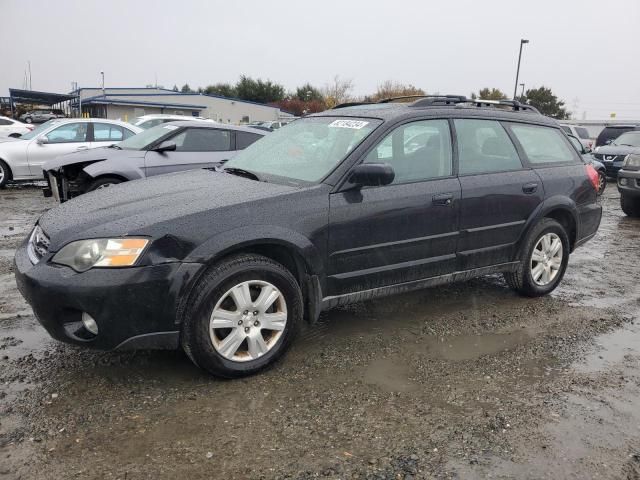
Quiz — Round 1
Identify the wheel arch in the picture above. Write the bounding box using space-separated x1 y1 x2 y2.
0 158 13 181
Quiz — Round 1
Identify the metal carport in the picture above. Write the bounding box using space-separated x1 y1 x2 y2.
8 88 77 117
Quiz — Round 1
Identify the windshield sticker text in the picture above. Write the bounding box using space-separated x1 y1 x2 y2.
328 120 369 129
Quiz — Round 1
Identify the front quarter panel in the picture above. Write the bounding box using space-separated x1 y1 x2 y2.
83 157 145 181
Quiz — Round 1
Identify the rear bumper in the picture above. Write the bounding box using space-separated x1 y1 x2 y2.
575 201 602 250
618 169 640 198
14 242 203 350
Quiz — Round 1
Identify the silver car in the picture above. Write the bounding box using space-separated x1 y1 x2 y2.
43 121 266 202
0 118 142 188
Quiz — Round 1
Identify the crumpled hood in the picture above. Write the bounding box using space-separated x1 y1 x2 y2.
595 145 640 156
43 147 145 170
38 169 297 250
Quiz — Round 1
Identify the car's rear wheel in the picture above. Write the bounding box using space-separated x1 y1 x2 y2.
0 160 11 188
620 193 640 217
87 176 123 192
24 117 32 124
597 170 607 195
504 218 570 297
181 254 302 378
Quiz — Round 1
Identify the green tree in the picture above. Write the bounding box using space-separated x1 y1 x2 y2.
203 83 236 98
521 86 569 119
369 80 425 102
172 84 179 92
294 83 324 102
234 76 285 104
476 88 508 100
180 83 194 93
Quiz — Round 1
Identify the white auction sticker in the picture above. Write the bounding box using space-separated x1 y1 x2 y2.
163 125 179 130
328 119 369 129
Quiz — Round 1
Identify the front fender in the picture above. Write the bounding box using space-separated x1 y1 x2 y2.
185 224 324 277
83 160 145 181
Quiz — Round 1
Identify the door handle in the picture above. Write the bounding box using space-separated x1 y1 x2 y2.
76 146 89 151
522 182 538 194
432 193 454 206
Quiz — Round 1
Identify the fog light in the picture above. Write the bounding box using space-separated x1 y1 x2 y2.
619 178 628 186
81 312 99 335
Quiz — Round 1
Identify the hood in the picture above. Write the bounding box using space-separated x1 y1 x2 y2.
595 145 640 156
43 147 145 170
38 169 298 250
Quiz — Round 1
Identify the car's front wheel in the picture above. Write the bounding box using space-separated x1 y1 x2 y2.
87 176 123 192
0 160 10 188
24 117 32 124
620 193 640 217
181 254 303 378
504 218 570 297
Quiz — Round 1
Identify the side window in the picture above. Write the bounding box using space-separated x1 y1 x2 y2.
46 123 88 144
122 128 136 140
364 119 452 184
171 128 231 152
454 119 521 175
236 131 262 150
561 126 572 134
510 124 577 164
567 135 583 153
93 123 124 142
0 118 12 126
575 127 590 139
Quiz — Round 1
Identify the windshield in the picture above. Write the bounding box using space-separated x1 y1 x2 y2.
224 116 381 183
117 123 179 150
19 120 59 140
612 131 640 147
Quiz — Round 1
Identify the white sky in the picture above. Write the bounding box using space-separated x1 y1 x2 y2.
1 0 639 119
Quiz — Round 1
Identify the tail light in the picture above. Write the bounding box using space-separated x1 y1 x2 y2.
586 164 599 191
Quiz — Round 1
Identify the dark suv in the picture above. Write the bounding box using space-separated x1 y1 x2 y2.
14 96 603 378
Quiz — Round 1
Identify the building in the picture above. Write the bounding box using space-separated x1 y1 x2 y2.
71 87 292 124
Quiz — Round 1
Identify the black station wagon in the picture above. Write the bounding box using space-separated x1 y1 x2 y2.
15 95 603 377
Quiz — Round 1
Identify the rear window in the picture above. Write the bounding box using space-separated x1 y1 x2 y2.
510 125 577 164
575 127 590 139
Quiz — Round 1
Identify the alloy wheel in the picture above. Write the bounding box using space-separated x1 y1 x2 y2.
530 233 563 286
209 280 287 362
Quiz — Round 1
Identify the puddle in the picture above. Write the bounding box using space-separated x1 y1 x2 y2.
420 329 534 361
576 320 640 374
362 356 417 393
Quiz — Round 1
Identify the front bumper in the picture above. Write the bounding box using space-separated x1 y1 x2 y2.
617 168 640 198
14 242 203 350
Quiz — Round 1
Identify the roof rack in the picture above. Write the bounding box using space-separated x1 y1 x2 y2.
410 95 540 113
332 101 373 109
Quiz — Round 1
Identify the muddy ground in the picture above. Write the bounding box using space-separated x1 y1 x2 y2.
0 184 639 479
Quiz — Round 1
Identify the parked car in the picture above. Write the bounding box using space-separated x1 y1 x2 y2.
560 124 594 149
43 122 266 201
567 134 606 194
0 116 34 139
593 130 640 178
617 153 640 216
249 120 290 131
19 109 65 124
595 125 640 147
0 119 142 188
14 96 602 378
132 114 215 130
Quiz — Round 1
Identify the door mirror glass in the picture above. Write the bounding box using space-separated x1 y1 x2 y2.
153 140 177 153
36 135 49 145
349 163 395 187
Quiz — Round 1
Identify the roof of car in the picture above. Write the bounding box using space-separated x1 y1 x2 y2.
309 99 559 127
42 118 143 131
163 121 267 135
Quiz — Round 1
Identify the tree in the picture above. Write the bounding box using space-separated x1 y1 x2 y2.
275 98 326 117
476 88 508 100
181 83 194 93
234 76 285 104
368 80 425 102
323 76 354 108
203 83 236 98
172 84 179 92
294 83 324 102
521 86 569 119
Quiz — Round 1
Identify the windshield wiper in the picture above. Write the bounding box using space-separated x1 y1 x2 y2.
617 143 634 147
222 167 261 181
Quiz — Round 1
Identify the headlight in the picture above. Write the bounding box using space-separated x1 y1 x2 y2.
52 238 149 272
623 154 640 169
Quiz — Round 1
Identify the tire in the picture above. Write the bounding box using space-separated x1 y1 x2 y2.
620 193 640 217
180 253 303 378
24 117 32 124
0 159 11 188
504 218 570 297
597 171 607 195
87 176 123 192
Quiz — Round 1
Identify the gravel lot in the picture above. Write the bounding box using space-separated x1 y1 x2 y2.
1 184 639 479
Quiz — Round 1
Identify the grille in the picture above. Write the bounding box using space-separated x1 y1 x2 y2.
595 154 620 162
27 225 50 264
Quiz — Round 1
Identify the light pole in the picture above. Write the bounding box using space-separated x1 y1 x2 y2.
513 39 529 100
519 83 525 99
100 71 105 97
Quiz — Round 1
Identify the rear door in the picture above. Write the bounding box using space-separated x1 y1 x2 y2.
143 126 233 177
91 122 136 149
454 118 544 270
327 119 461 296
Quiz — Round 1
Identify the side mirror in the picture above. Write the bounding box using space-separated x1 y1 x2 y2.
349 163 395 187
36 135 49 145
153 141 177 153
